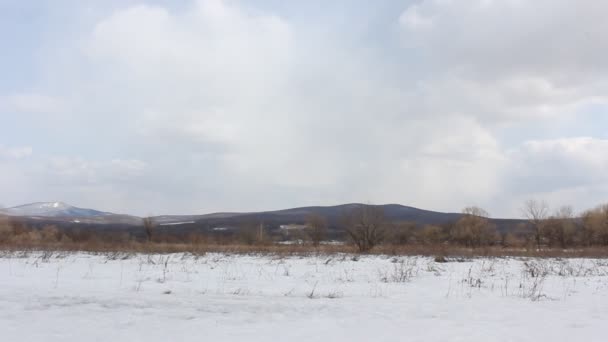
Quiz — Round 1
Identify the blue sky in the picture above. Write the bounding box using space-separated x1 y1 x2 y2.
0 0 607 217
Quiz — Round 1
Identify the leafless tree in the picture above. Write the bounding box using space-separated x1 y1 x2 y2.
0 215 11 244
344 205 386 253
142 217 155 243
389 221 417 245
522 200 549 249
581 204 608 246
544 206 576 248
238 222 268 245
305 214 327 247
451 206 497 248
418 225 445 245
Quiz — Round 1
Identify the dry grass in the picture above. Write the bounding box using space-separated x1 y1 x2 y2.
3 240 608 258
3 215 608 258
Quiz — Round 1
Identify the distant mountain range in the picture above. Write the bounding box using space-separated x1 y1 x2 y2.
0 202 141 225
1 202 111 217
0 201 524 232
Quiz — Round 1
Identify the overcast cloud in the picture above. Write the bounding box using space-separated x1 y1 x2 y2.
1 0 607 217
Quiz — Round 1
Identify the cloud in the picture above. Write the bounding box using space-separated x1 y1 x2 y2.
482 137 608 216
0 155 151 213
86 0 291 100
399 0 608 123
0 145 32 159
399 4 434 31
37 0 512 214
0 146 35 207
44 157 147 185
400 0 608 76
1 0 607 216
0 93 65 114
510 137 608 191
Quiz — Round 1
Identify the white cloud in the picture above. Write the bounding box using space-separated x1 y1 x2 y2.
511 137 608 188
488 137 608 216
45 2 512 209
1 0 607 216
0 145 32 159
0 155 150 213
399 4 434 31
399 0 608 123
400 0 608 76
45 157 147 185
0 93 65 114
86 0 291 101
521 138 608 167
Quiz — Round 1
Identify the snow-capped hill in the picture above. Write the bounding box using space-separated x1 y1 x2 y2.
0 202 112 217
38 201 69 209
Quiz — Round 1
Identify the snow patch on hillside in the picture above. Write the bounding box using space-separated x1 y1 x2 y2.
0 202 110 217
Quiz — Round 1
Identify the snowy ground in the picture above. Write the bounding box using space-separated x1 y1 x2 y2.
1 251 608 341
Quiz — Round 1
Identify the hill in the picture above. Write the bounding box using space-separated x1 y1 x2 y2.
1 202 525 234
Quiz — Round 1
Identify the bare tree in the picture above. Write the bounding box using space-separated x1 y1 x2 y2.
344 205 386 253
0 215 11 244
418 225 445 245
305 214 327 247
521 200 549 249
581 204 608 246
389 221 417 245
142 217 155 243
451 206 497 248
544 206 576 248
238 222 268 245
463 206 490 218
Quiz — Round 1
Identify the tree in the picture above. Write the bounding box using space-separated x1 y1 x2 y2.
451 206 497 248
581 204 608 246
521 200 549 249
544 206 576 248
389 222 417 245
238 222 268 245
344 205 386 253
142 217 155 243
418 225 445 245
305 214 327 247
41 225 61 243
0 215 11 244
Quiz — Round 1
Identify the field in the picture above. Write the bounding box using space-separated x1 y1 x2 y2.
1 251 608 341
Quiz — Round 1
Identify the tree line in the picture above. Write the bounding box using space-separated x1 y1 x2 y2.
337 201 608 252
2 201 608 253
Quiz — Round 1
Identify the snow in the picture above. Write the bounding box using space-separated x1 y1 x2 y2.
159 221 195 226
40 201 65 209
280 224 307 230
3 201 71 216
2 202 111 218
1 252 607 341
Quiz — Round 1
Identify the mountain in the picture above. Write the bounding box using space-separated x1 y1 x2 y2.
1 202 524 233
154 203 465 227
0 202 141 225
0 202 111 217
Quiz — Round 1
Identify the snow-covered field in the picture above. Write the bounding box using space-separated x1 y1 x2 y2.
1 251 608 341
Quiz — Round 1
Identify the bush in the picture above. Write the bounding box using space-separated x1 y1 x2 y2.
434 255 448 263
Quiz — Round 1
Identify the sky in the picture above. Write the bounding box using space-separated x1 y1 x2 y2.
0 0 607 218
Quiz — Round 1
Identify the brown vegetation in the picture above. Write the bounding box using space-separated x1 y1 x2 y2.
522 199 549 249
581 204 608 246
450 207 498 248
3 201 608 258
143 217 155 243
305 214 327 247
343 204 386 252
